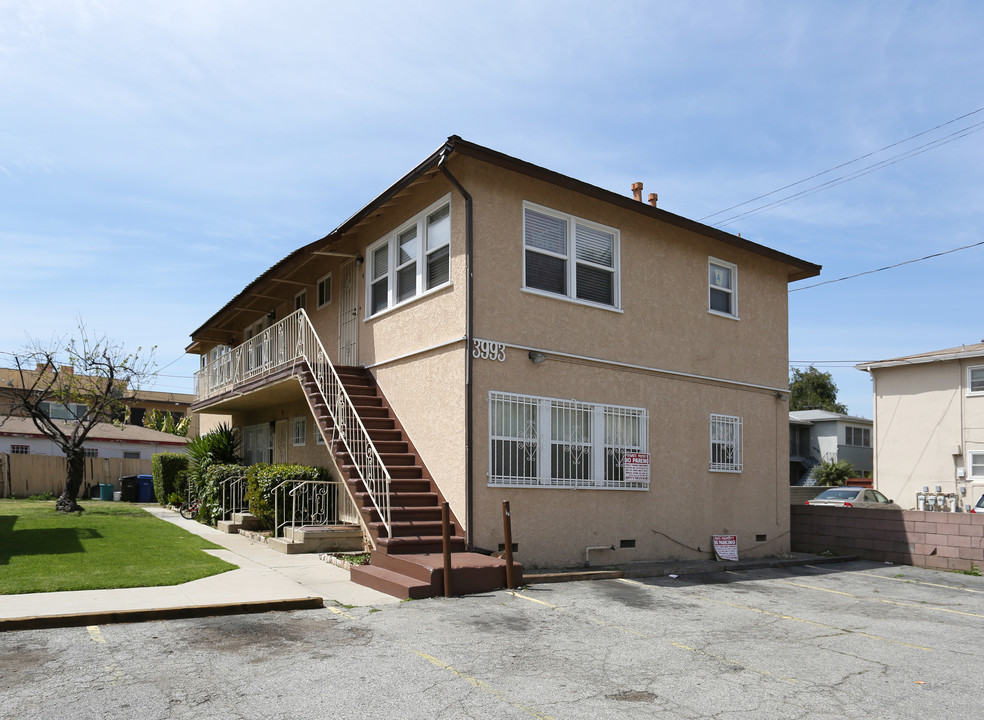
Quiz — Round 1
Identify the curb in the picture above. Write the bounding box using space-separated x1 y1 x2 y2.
0 596 325 633
524 554 860 585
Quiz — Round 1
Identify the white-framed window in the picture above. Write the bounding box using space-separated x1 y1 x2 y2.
314 425 324 445
294 290 307 312
523 202 620 309
709 414 742 472
291 417 306 447
708 258 738 318
844 425 871 448
488 391 647 490
317 273 332 308
84 448 98 458
367 195 452 317
968 366 984 395
10 444 29 455
970 451 984 479
124 451 141 459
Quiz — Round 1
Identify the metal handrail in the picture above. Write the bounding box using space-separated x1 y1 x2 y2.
272 478 357 538
195 309 392 536
220 474 248 522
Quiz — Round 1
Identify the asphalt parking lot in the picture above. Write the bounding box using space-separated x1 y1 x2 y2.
2 559 982 719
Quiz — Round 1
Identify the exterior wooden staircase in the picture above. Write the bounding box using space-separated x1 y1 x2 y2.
300 364 522 599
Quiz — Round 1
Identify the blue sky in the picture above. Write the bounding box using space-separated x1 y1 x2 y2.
2 0 982 417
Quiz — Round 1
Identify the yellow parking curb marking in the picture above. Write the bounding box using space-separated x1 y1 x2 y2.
854 571 984 595
778 580 984 619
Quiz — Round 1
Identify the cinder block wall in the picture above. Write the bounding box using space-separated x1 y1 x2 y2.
791 505 984 572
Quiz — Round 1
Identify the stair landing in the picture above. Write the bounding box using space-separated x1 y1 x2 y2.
350 551 523 599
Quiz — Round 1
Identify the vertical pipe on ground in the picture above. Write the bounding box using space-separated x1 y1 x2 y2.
441 501 453 597
503 500 515 589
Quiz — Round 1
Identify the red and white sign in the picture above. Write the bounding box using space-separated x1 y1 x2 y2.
624 452 650 483
712 535 739 562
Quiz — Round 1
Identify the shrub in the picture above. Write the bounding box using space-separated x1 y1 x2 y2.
198 464 247 526
184 423 243 514
811 458 855 487
152 453 190 505
245 464 332 531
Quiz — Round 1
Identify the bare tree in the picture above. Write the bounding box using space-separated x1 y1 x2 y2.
0 326 155 512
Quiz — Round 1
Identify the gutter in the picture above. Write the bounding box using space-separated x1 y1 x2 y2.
437 145 475 550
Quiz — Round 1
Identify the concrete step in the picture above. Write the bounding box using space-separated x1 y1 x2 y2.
270 525 364 554
232 512 264 531
349 564 432 600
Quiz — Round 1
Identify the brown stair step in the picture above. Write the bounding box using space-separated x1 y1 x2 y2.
369 552 524 596
355 491 438 507
369 506 443 522
376 535 467 554
349 564 432 600
369 520 450 537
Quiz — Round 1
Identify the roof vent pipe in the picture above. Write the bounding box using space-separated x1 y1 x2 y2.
631 182 643 202
648 193 658 207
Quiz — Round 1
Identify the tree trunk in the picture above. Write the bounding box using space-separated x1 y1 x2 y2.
56 451 86 513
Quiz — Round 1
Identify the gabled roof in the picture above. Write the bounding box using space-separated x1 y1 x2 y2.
856 342 984 371
188 135 821 348
0 416 189 446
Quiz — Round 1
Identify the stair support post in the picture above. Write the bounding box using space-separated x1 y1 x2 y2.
442 501 453 597
503 500 515 589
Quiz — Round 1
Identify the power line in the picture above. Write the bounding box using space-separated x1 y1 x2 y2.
790 239 984 292
701 106 984 224
715 119 984 227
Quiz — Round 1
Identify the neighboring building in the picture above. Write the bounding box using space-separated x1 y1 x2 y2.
188 136 820 588
0 365 217 437
857 342 984 511
789 410 873 484
0 416 189 460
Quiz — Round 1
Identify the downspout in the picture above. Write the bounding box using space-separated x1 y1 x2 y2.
438 146 475 549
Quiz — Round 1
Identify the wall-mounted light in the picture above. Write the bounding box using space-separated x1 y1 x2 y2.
267 311 276 321
356 255 364 265
528 350 546 365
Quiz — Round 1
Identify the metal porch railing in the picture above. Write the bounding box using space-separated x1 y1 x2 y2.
272 479 360 539
194 309 393 536
220 474 249 522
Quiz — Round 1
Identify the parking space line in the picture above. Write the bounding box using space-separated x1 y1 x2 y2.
402 644 556 720
689 595 933 651
853 571 984 595
86 625 126 685
776 580 984 619
512 587 798 681
326 606 357 621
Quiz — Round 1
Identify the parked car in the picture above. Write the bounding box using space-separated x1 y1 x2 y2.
971 495 984 514
805 487 902 509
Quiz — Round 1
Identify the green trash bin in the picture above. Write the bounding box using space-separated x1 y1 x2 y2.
99 483 114 501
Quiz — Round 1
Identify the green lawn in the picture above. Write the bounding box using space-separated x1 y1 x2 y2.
0 500 237 595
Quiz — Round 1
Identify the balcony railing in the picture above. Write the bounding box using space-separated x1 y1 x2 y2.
194 309 392 536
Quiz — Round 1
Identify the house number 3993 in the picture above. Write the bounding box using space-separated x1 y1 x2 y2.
472 339 506 362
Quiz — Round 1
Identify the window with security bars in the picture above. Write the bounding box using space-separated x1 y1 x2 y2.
10 445 29 455
709 414 742 472
84 448 98 458
844 425 870 447
291 417 306 447
489 391 648 490
523 203 619 308
367 196 452 317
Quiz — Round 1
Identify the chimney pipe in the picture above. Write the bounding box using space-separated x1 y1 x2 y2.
631 182 643 202
648 193 658 207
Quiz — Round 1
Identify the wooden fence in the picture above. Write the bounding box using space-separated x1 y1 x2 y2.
0 453 152 498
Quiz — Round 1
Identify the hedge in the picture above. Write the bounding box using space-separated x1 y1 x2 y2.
152 453 190 505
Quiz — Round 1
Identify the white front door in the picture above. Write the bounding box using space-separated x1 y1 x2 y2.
338 259 359 365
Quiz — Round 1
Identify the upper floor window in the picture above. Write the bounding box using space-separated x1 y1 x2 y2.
969 451 984 479
367 196 452 317
968 366 984 395
294 290 307 312
317 273 332 308
710 414 742 472
844 425 871 448
523 203 619 309
708 258 738 318
39 401 88 421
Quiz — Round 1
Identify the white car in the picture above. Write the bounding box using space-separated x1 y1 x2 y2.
972 495 984 514
805 487 902 510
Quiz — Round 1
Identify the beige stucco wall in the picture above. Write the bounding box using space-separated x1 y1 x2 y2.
471 351 790 567
872 358 984 509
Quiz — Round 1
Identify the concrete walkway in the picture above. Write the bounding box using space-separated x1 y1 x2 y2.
0 507 399 631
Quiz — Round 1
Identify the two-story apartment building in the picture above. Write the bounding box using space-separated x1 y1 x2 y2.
188 136 820 596
857 342 984 510
789 410 873 484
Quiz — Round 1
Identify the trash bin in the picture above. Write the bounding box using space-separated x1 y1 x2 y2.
99 483 114 501
137 476 154 503
119 475 138 502
113 491 122 501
